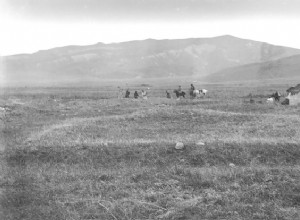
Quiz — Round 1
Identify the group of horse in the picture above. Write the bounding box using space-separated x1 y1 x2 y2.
172 88 208 99
118 86 207 99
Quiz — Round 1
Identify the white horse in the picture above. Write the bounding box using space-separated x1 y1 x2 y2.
193 89 208 98
141 90 148 99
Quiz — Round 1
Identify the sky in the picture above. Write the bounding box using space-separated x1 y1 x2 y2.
1 0 300 56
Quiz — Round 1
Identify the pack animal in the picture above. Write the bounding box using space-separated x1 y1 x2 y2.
193 89 208 98
173 90 186 98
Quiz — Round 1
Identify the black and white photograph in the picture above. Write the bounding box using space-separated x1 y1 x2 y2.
1 0 300 219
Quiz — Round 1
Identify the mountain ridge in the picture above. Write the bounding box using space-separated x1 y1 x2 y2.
2 35 300 85
204 54 300 82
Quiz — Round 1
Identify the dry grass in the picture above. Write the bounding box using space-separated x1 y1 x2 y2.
1 83 300 220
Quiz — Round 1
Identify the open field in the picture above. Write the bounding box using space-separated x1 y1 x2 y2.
1 83 300 220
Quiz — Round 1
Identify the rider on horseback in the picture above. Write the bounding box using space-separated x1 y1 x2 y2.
174 86 185 99
190 84 195 91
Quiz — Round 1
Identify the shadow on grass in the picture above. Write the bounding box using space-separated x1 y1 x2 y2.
6 142 300 168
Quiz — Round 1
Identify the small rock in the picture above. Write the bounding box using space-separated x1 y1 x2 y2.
229 163 235 167
196 141 205 146
175 142 184 150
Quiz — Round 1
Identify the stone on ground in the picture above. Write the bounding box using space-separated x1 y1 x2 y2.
229 163 235 167
196 141 205 146
175 142 184 150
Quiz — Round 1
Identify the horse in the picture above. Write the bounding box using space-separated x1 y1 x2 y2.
173 90 186 98
193 89 208 98
200 89 208 96
141 90 148 99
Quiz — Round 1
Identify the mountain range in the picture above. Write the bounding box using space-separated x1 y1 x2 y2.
205 54 300 82
2 35 300 85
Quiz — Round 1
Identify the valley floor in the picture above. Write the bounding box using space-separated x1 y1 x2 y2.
0 84 300 220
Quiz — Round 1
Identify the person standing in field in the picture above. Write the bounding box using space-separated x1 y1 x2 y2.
134 91 139 99
125 89 130 98
190 84 195 98
274 91 281 102
166 90 171 98
190 84 195 91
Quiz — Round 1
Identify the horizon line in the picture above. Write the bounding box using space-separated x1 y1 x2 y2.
3 34 299 57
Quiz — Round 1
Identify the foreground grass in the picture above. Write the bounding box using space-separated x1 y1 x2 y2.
1 84 300 219
3 142 300 219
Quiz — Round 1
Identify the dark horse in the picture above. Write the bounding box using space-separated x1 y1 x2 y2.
173 90 186 98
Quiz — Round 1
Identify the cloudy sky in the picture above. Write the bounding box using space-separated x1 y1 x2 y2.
1 0 300 56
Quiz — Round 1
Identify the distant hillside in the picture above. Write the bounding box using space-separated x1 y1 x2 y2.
2 35 300 85
204 54 300 82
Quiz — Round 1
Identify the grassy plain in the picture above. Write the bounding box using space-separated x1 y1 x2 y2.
0 82 300 220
